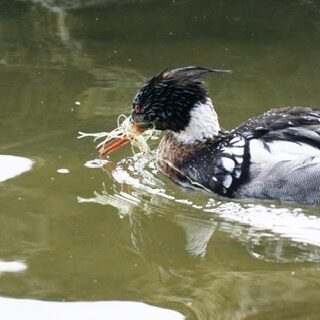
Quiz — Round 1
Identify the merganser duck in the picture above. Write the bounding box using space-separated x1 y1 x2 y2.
98 66 320 205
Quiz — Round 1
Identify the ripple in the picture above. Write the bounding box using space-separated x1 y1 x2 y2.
80 153 320 262
206 202 320 247
84 159 109 169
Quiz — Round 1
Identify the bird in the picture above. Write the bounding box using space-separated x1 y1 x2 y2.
98 66 320 205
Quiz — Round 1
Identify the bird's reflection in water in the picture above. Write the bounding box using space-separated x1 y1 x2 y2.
78 154 320 319
79 153 320 265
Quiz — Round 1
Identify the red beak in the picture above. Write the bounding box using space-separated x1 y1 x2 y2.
97 121 144 157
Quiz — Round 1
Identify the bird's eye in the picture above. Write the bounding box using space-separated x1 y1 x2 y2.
134 104 141 113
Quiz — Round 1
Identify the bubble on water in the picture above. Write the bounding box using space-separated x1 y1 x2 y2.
57 168 70 174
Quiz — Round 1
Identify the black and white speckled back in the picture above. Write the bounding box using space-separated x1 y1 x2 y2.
157 106 320 204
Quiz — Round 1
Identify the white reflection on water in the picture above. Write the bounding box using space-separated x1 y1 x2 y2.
0 155 33 182
206 202 320 246
0 260 27 273
22 0 123 11
0 298 184 320
79 153 320 262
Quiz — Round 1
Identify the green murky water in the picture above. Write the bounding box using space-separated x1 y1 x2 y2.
1 1 320 319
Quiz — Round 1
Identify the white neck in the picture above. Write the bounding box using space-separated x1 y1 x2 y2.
172 98 220 144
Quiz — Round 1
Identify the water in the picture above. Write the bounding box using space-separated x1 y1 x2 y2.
1 0 320 319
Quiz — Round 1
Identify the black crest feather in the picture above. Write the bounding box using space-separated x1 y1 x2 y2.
132 66 231 132
158 66 232 82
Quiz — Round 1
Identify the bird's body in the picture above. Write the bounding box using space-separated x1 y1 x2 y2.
98 66 320 205
157 104 320 204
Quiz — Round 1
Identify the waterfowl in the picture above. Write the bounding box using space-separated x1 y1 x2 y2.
98 66 320 205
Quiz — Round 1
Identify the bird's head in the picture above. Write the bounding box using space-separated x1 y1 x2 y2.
98 66 231 156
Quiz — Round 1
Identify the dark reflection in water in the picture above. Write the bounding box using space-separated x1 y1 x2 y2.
0 0 320 319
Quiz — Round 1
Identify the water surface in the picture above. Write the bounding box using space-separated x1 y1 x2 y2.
1 1 320 319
